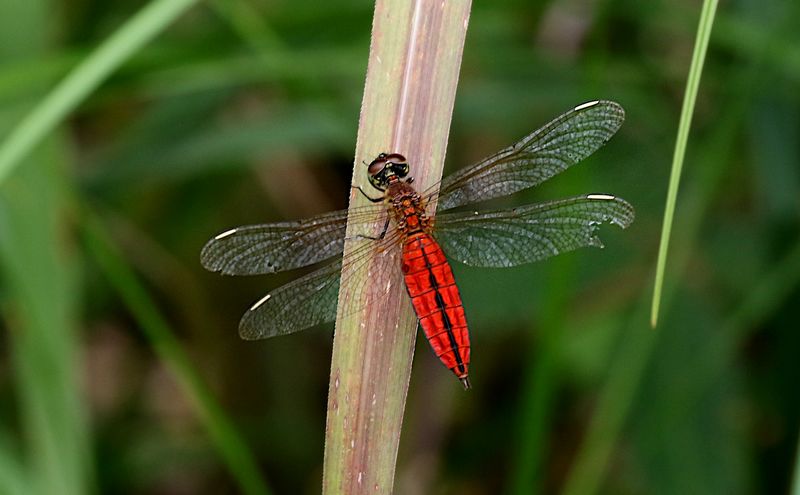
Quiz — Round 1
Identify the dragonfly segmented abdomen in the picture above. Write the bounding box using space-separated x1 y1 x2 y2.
402 232 470 383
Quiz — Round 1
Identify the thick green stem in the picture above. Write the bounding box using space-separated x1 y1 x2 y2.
322 1 472 493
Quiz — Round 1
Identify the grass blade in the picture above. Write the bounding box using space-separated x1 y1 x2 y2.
509 256 574 495
650 0 719 328
562 38 770 494
81 209 272 495
0 0 200 185
0 440 28 495
0 3 94 493
793 424 800 495
323 1 472 492
0 144 92 495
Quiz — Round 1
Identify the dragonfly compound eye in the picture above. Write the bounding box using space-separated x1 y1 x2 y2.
367 153 408 190
389 158 409 178
367 159 388 190
367 154 388 176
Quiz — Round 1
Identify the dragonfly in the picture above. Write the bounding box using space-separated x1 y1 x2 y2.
201 100 634 389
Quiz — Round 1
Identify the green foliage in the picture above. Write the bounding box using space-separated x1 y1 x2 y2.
0 0 798 493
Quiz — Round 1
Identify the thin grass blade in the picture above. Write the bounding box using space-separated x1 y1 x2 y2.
81 210 272 495
650 0 719 328
0 0 200 185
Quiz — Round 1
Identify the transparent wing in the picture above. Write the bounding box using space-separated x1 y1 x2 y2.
237 229 405 339
206 100 629 336
239 259 342 339
436 100 625 211
201 204 392 276
201 208 349 275
434 194 634 267
202 101 624 275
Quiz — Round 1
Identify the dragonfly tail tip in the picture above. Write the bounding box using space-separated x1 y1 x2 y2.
460 376 471 390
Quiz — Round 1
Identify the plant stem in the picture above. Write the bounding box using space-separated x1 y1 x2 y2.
322 1 471 493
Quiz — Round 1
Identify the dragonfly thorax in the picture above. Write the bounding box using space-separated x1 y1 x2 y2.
388 185 430 235
367 152 410 191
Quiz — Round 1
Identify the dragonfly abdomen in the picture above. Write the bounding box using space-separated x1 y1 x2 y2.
401 231 471 389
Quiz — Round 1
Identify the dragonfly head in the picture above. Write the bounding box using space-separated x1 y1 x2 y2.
367 153 409 191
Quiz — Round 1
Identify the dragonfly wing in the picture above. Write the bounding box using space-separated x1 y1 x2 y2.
201 208 350 275
436 101 625 211
239 259 342 339
236 224 405 339
434 194 634 267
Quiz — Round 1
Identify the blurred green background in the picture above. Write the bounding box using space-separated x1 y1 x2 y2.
1 0 799 494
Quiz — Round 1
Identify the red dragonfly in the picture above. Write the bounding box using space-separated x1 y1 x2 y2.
201 100 634 389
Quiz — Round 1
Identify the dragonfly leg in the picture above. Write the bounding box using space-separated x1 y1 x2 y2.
352 185 383 203
345 217 390 241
